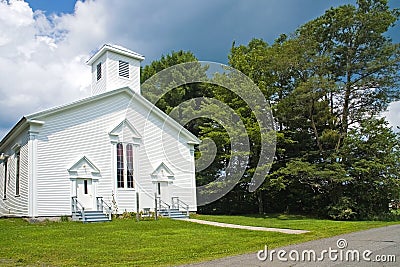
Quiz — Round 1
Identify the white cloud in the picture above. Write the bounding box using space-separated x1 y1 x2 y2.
0 0 225 138
0 0 92 138
383 101 400 132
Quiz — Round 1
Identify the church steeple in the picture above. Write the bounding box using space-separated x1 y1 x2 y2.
87 44 145 96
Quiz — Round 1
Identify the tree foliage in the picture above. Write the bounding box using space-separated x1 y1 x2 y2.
142 0 400 219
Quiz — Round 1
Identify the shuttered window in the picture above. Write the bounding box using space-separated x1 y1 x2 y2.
119 60 129 78
96 62 102 81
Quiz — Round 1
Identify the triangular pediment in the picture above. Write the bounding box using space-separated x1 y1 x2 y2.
68 156 100 176
109 119 141 142
151 162 174 181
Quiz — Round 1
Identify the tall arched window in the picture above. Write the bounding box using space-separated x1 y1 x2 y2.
126 144 134 188
117 143 124 188
116 143 135 189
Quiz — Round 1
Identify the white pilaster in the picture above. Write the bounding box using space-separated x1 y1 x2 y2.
133 143 140 209
189 145 197 210
28 130 38 217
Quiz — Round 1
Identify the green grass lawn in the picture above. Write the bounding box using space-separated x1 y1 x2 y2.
0 215 398 266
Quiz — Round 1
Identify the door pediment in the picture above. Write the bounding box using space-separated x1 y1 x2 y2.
68 156 100 179
151 162 174 182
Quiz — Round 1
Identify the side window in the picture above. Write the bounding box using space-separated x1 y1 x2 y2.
3 158 7 199
15 151 20 196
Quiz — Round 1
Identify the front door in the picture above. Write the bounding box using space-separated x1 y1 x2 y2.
157 182 170 205
76 179 94 210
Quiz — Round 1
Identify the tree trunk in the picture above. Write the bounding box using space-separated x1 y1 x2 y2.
337 55 352 151
258 190 264 214
310 101 323 153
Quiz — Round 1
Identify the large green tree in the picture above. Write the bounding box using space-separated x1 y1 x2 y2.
299 0 400 149
140 1 400 219
226 0 400 217
141 50 209 114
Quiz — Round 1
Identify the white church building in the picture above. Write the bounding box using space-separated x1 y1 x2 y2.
0 44 200 221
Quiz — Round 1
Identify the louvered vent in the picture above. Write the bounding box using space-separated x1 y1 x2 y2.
119 60 129 78
96 62 102 80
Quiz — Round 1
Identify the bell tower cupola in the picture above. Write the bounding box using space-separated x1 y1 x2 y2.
87 44 145 95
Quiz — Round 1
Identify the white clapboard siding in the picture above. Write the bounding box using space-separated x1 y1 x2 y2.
0 132 29 216
1 87 197 217
91 52 107 95
116 189 136 212
106 52 141 94
35 93 133 216
124 101 197 211
0 162 4 215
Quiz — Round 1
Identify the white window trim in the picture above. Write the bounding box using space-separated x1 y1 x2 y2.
3 157 8 200
15 150 21 197
118 60 130 79
116 142 136 190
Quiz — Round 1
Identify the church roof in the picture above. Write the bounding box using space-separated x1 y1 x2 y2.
0 87 200 150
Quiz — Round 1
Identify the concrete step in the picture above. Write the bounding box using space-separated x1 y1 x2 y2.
84 217 111 223
73 211 111 223
157 209 189 219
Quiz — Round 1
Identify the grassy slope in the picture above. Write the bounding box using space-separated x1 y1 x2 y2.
0 216 398 266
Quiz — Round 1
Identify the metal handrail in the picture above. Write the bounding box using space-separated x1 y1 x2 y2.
96 197 112 220
171 197 189 217
71 196 85 221
156 197 171 217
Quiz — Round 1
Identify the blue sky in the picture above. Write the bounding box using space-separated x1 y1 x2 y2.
26 0 77 14
0 0 399 138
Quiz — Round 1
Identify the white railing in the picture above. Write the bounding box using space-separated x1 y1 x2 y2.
156 196 171 217
171 197 189 217
71 196 85 221
96 197 112 220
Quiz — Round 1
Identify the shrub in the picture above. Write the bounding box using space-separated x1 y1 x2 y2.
328 197 357 220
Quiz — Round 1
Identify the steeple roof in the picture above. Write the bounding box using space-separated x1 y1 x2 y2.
86 44 145 65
